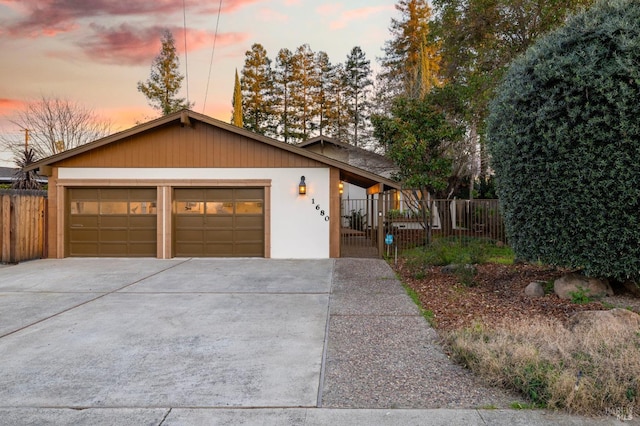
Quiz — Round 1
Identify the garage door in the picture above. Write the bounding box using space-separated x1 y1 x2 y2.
174 188 264 257
67 188 157 257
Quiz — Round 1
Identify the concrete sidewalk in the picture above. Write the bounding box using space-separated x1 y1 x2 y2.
0 258 633 425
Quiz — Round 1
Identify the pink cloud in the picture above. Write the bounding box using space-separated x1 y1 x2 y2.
0 98 26 115
200 0 263 14
73 25 248 65
329 5 394 30
1 0 259 39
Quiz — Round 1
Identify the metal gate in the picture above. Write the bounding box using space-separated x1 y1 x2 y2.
340 198 379 258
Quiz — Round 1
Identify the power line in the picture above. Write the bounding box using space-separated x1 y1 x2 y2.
182 0 190 107
203 0 224 113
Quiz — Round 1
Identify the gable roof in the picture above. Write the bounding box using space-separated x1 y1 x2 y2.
26 110 400 191
298 136 397 179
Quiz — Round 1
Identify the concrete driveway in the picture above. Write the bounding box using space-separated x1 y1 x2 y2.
0 258 332 418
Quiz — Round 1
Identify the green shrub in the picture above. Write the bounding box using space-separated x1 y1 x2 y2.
487 0 640 283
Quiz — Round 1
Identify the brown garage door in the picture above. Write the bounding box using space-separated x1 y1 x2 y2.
67 188 157 257
174 188 264 257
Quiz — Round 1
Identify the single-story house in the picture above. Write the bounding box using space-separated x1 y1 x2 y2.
25 110 400 259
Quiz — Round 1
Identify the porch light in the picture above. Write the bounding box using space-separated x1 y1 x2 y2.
339 181 344 194
298 176 307 195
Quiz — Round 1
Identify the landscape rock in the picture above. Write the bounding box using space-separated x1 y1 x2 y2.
441 264 477 275
524 281 545 298
569 308 640 334
554 273 613 300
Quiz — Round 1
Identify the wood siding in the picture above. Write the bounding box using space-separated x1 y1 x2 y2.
54 124 325 169
0 191 47 263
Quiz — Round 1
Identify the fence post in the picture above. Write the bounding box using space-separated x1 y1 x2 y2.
1 195 9 263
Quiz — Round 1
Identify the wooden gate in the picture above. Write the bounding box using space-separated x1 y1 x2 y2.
0 190 47 263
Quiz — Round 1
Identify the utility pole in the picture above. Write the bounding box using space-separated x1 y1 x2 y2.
24 129 29 150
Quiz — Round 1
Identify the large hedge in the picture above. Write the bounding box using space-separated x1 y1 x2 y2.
487 0 640 282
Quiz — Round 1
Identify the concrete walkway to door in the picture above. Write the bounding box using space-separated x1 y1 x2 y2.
0 258 624 425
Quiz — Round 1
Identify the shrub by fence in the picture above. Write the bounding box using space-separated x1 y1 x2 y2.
0 190 47 263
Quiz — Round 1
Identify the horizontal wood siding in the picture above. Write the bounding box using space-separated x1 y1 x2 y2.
55 124 325 169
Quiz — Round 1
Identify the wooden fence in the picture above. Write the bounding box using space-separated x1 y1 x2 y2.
0 190 47 263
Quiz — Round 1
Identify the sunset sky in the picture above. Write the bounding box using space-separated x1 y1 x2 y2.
0 0 399 166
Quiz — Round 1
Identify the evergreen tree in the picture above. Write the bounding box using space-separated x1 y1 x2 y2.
327 63 351 141
344 46 372 147
240 43 273 135
231 69 243 127
290 44 320 141
378 0 440 102
273 48 295 143
315 51 336 137
137 30 192 115
487 0 640 282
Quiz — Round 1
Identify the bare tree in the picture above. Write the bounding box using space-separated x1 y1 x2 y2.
1 95 112 160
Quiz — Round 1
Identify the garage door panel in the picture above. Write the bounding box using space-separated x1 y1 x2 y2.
99 216 129 227
129 243 157 256
175 243 204 256
177 229 205 242
175 216 205 227
129 216 156 227
100 243 130 256
235 243 263 256
69 243 99 256
206 216 233 227
69 216 99 227
69 229 99 241
99 229 129 242
206 188 234 199
236 188 263 199
235 216 263 227
205 230 233 241
205 244 233 256
129 229 156 240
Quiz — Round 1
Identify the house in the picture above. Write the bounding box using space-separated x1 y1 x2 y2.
25 110 400 259
0 167 48 186
298 136 397 200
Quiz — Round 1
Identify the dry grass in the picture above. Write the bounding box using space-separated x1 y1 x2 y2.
445 311 640 417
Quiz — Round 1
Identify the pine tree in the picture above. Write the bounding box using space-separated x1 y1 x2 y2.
231 69 243 127
240 43 273 135
378 0 440 101
315 51 335 137
137 30 192 115
273 48 295 143
344 46 372 147
290 44 320 141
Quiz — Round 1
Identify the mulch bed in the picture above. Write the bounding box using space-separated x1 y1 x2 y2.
395 261 636 333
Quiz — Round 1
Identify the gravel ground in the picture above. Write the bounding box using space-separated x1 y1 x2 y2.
321 258 525 409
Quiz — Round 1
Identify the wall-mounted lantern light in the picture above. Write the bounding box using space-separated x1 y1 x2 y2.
298 176 307 195
338 181 344 194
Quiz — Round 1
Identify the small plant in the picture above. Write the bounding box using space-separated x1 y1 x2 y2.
569 287 593 305
510 401 538 410
453 264 477 287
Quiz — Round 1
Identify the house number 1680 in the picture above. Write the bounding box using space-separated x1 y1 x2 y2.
311 199 330 221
